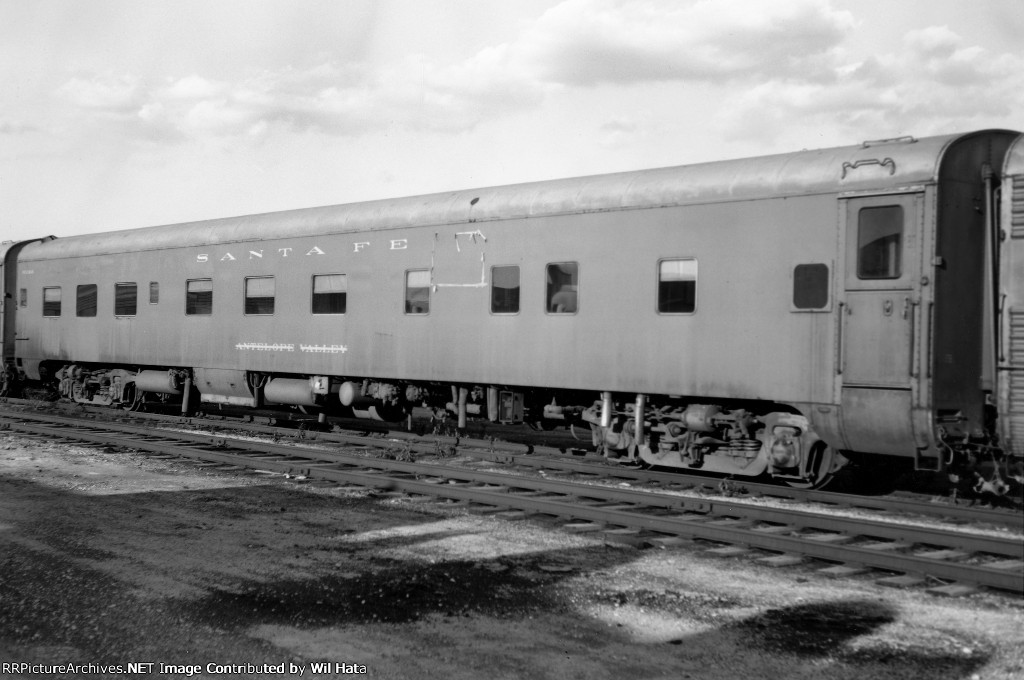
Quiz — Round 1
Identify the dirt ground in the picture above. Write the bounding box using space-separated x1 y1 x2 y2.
0 431 1022 680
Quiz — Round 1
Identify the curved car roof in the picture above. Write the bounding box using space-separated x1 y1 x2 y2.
21 130 1020 261
1005 133 1024 178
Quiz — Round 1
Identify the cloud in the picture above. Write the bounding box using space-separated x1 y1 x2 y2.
47 1 1021 148
597 116 647 148
722 24 1024 141
160 75 227 101
56 73 142 112
53 53 547 143
48 0 858 143
0 119 38 135
520 0 855 85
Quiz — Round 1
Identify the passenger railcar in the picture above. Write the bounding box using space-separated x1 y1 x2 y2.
2 129 1022 489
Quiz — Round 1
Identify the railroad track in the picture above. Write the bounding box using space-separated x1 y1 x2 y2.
9 397 1018 529
192 418 1024 530
1 406 1022 596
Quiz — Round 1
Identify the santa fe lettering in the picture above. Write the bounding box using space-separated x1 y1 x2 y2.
195 240 408 263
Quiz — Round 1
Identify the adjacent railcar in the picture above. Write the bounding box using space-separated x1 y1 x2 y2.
1000 134 1024 460
1 238 49 396
5 129 1022 488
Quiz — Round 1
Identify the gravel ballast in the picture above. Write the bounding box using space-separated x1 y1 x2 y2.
0 432 1021 679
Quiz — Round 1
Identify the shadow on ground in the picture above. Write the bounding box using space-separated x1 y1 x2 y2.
0 469 997 679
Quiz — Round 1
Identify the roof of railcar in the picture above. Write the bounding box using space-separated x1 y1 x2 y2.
1005 133 1024 177
1 238 49 263
20 129 1021 261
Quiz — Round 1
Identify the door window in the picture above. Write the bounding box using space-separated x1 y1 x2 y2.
857 205 903 279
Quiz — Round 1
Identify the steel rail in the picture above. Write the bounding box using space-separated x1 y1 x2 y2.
108 418 1024 531
456 449 1024 526
1 412 1021 594
5 399 1020 529
109 404 1024 527
152 432 1024 557
103 407 1024 528
5 407 1020 557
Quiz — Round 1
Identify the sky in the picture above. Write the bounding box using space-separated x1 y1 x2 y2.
2 0 1023 242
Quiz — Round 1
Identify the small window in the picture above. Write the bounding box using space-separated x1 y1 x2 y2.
793 264 829 310
405 270 430 314
491 265 520 314
19 288 27 308
186 279 213 315
658 259 697 313
115 283 137 316
244 276 275 315
42 287 61 317
857 205 903 279
546 262 578 314
312 274 347 314
76 284 97 317
149 282 159 304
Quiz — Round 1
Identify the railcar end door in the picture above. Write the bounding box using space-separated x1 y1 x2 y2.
840 193 922 387
837 192 926 456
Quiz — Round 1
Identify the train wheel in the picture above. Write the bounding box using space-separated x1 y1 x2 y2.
121 384 145 412
784 441 842 490
0 365 16 398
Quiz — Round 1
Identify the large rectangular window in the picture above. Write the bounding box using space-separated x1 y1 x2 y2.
857 205 903 279
546 262 578 314
42 287 61 317
76 284 97 317
658 259 697 313
405 270 430 314
491 265 520 314
115 283 137 316
186 279 213 315
244 276 275 315
312 274 347 314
